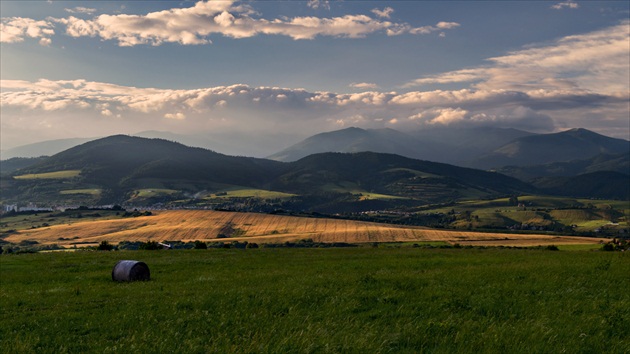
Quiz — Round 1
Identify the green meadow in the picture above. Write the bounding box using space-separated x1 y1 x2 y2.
1 248 628 353
13 170 81 180
60 189 102 196
421 195 629 233
210 188 296 199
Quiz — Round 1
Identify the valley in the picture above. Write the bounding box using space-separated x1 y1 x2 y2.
1 130 627 251
1 209 611 249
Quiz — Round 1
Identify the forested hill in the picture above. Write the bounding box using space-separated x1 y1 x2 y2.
2 135 538 205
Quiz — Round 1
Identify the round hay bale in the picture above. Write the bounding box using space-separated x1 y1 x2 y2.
112 260 150 282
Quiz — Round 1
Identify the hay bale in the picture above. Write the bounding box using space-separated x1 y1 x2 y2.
112 260 150 282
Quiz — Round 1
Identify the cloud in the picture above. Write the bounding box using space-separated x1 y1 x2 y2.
349 82 379 89
3 1 460 46
405 21 630 95
307 0 330 10
409 21 460 35
408 106 555 132
404 69 485 87
39 37 52 46
0 17 54 44
436 22 460 29
64 7 96 15
164 112 186 120
371 7 394 19
551 1 579 10
2 77 627 150
395 22 629 136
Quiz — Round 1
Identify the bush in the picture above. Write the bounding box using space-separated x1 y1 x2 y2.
546 245 559 251
139 241 162 250
601 238 629 252
97 241 115 251
194 241 207 249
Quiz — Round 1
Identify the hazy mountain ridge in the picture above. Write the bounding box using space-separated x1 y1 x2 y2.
496 153 630 181
0 157 49 175
266 126 535 164
1 137 96 160
3 133 628 206
2 135 536 206
267 127 437 162
5 127 627 177
532 171 630 200
471 128 629 169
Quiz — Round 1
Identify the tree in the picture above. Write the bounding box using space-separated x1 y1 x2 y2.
97 241 114 251
194 241 207 249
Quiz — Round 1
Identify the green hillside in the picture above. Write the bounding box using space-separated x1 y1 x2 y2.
2 135 627 212
497 153 630 180
274 152 535 203
1 135 535 208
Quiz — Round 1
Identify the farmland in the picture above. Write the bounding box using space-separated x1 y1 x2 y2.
1 248 628 353
2 210 608 248
12 170 81 180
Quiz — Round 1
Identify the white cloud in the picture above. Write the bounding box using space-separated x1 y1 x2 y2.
409 21 460 35
2 78 627 148
4 1 460 46
349 82 379 89
39 37 52 46
307 0 330 10
427 108 469 125
404 69 485 87
64 7 96 15
164 112 186 120
371 7 394 19
0 17 54 44
551 1 579 10
405 21 630 95
436 22 460 29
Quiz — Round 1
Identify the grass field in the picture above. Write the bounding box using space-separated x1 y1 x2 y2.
3 210 607 248
1 248 628 353
60 189 102 196
419 195 629 233
210 188 296 199
13 170 81 180
321 182 405 200
132 189 179 198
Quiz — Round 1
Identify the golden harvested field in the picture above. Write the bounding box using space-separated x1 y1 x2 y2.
6 210 607 247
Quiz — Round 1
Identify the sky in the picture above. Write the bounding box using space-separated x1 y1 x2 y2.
1 0 629 155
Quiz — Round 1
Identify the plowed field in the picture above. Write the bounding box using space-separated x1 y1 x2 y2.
6 210 606 247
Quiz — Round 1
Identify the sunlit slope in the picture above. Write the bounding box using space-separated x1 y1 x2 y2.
8 210 606 247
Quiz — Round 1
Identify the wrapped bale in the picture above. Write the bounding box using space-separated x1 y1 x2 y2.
112 260 150 282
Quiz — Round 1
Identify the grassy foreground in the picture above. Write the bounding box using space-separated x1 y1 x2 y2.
1 248 629 353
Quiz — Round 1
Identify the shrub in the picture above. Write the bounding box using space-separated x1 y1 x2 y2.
194 241 207 249
139 241 162 250
97 241 114 251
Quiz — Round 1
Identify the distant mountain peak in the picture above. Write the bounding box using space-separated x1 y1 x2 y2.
471 127 630 169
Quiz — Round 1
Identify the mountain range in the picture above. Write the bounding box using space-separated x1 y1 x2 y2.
2 126 629 206
469 128 630 169
1 130 301 160
3 127 627 173
1 135 537 208
267 126 537 165
2 134 628 211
